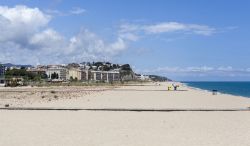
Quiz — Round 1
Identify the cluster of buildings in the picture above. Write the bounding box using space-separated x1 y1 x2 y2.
0 62 155 87
27 63 121 83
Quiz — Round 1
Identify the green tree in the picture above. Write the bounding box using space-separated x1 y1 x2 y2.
41 73 48 79
51 72 59 79
102 65 110 71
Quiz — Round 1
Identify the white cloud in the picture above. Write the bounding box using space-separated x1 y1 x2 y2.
70 7 86 15
0 5 50 28
44 9 64 16
0 5 50 43
45 7 86 16
152 66 214 73
144 22 187 33
119 24 139 33
118 33 139 41
138 66 250 77
186 66 214 72
29 29 66 52
217 66 233 72
67 29 126 61
108 38 126 53
0 5 128 65
119 22 216 41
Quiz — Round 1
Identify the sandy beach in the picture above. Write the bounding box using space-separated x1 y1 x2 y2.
1 82 250 146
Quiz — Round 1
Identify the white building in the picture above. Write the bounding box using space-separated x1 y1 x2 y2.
46 66 67 81
91 70 120 82
67 68 82 80
66 68 92 81
139 75 150 81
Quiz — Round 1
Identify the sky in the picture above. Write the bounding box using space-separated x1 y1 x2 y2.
0 0 250 81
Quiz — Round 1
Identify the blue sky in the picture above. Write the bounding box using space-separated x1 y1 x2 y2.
0 0 250 81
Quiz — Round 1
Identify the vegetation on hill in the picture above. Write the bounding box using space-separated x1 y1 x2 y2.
5 68 47 81
119 64 135 81
148 75 172 82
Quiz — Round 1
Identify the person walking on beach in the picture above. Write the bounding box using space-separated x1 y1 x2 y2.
172 84 179 91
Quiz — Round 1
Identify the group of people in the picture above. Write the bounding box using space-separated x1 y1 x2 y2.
168 84 180 91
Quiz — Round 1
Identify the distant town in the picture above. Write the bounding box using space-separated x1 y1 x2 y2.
0 62 170 87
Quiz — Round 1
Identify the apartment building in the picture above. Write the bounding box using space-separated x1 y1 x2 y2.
46 66 67 81
91 70 120 82
27 68 46 75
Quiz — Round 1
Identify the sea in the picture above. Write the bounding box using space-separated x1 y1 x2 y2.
183 81 250 98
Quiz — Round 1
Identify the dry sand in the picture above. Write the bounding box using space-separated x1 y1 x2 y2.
1 111 250 146
0 86 113 108
0 82 250 146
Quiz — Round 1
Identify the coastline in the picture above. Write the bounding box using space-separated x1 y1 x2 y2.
183 82 250 99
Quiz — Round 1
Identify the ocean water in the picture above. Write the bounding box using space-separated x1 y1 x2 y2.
183 82 250 98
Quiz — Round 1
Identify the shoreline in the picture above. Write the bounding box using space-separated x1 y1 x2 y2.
182 82 250 99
